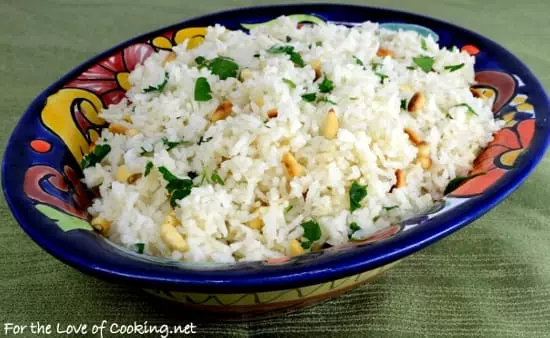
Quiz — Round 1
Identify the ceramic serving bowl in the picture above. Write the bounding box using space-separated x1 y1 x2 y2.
3 4 549 313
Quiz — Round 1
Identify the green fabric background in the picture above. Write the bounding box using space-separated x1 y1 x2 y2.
1 0 549 336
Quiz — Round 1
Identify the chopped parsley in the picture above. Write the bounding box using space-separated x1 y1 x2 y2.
133 243 145 254
285 205 294 213
140 147 153 156
383 205 399 211
301 92 317 102
282 78 296 88
300 220 322 249
444 172 486 195
187 171 198 180
406 66 416 70
421 37 428 51
400 99 407 110
211 171 225 185
375 72 388 84
197 136 213 145
454 103 478 116
206 57 239 80
318 96 337 105
143 72 169 93
349 97 359 100
349 222 361 232
315 41 323 47
267 45 305 67
286 36 292 42
162 137 192 151
81 144 111 169
349 181 368 212
353 55 364 66
195 56 206 67
371 62 382 71
318 74 334 93
140 146 153 156
412 56 435 73
144 161 153 177
194 77 212 101
253 53 260 58
444 63 465 72
158 166 193 207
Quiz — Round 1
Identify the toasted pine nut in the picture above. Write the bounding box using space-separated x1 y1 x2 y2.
377 48 395 58
407 92 425 113
91 216 110 234
127 173 142 184
162 52 176 66
321 108 339 140
282 152 306 177
125 128 139 137
115 165 131 182
417 142 430 157
211 100 233 123
390 169 406 192
122 114 133 123
417 156 432 170
404 128 423 146
247 217 264 230
239 68 253 82
470 87 484 98
311 59 322 81
108 122 127 135
289 239 304 257
160 223 188 252
267 109 278 118
254 97 264 107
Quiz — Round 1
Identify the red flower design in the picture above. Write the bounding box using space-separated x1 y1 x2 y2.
451 119 535 197
65 43 154 106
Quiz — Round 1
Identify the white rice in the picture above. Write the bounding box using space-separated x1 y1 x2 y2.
84 17 502 263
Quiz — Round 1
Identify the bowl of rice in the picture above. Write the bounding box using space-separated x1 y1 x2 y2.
3 4 549 313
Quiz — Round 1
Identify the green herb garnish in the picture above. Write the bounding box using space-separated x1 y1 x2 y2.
444 172 486 195
211 171 224 185
285 205 294 213
406 66 416 70
301 92 317 102
267 45 305 67
282 78 296 88
140 146 153 156
318 74 334 93
143 72 169 93
81 144 111 169
194 77 212 101
197 136 213 145
286 36 292 42
454 103 478 116
375 72 388 84
158 166 193 207
444 63 465 72
134 243 145 254
205 57 239 80
195 56 206 67
383 205 399 211
371 62 382 71
315 41 323 47
162 137 192 151
349 97 359 100
144 161 153 177
353 56 364 66
349 222 361 232
318 96 337 105
421 37 428 51
349 181 368 212
253 53 260 58
301 220 322 249
412 56 435 73
400 99 407 110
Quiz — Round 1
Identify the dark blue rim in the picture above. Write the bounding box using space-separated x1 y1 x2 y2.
3 3 549 293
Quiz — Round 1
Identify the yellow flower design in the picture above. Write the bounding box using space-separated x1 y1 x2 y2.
152 27 208 50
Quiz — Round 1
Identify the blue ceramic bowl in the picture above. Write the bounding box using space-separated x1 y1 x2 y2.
3 4 549 312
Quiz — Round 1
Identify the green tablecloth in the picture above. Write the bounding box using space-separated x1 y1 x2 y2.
1 0 549 336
